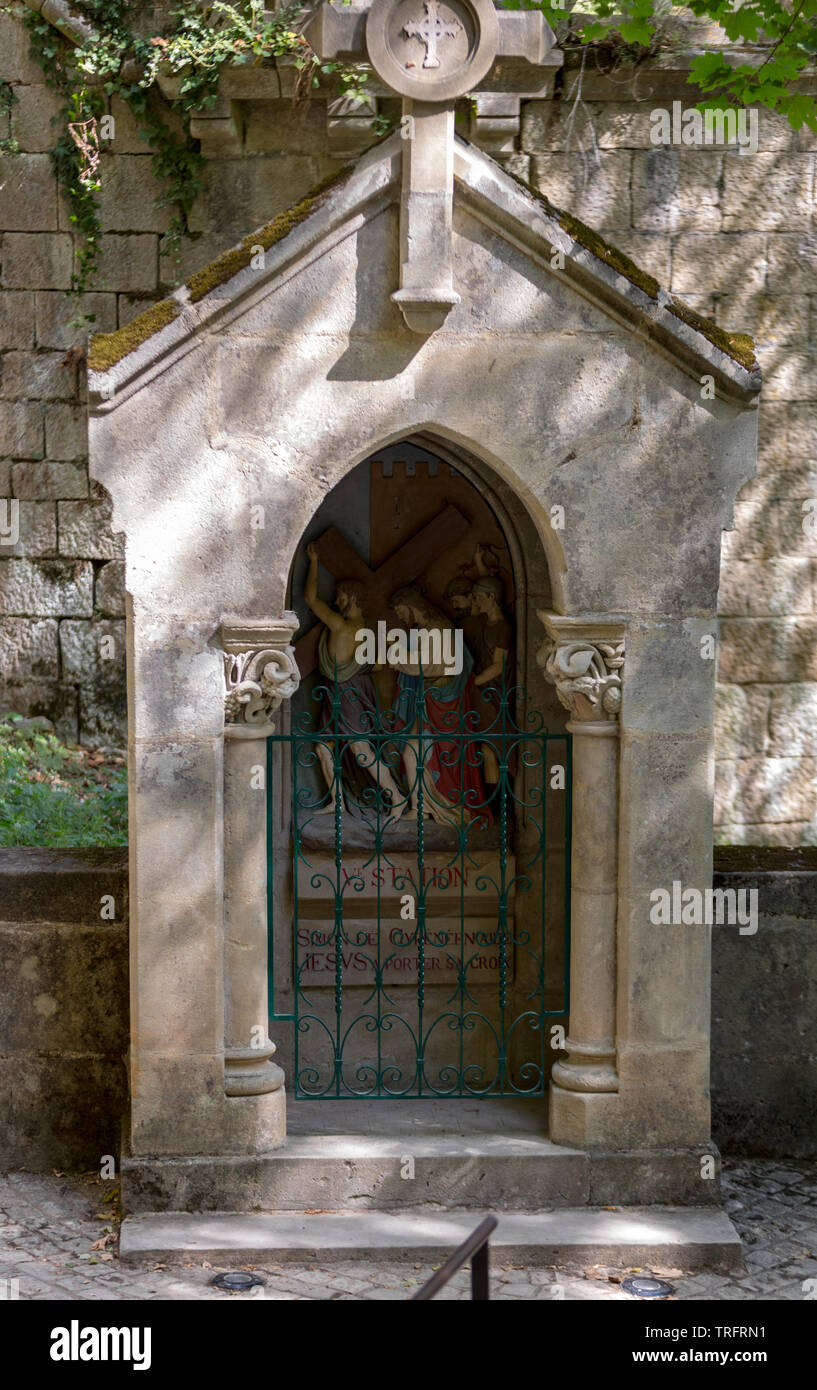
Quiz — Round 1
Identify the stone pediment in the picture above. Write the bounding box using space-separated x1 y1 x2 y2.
87 129 761 409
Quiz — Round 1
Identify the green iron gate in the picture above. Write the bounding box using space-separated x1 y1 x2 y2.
267 672 571 1098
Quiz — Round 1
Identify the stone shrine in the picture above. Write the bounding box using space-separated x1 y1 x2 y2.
84 0 761 1262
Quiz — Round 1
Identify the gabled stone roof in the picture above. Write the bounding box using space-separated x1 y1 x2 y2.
88 130 761 402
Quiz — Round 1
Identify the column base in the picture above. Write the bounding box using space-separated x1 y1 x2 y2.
225 1041 285 1097
549 1081 622 1149
551 1038 619 1094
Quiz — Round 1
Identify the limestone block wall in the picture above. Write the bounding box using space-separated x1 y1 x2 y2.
0 6 815 842
0 848 128 1171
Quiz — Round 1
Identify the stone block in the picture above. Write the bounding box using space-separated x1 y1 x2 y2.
95 559 125 616
717 294 809 349
8 83 63 153
0 400 43 458
717 558 813 616
94 234 158 293
88 155 170 235
0 499 55 556
775 499 817 558
531 151 631 230
718 618 817 684
720 498 778 562
764 352 817 403
714 683 771 760
107 95 183 155
0 678 77 740
766 233 817 293
0 290 35 349
78 677 127 748
44 403 86 460
159 233 228 291
622 617 716 736
0 11 45 82
755 401 789 471
35 291 117 349
243 100 326 155
768 684 817 757
130 618 225 741
783 404 817 465
186 156 327 238
607 231 670 286
631 149 722 232
0 350 77 401
0 558 93 616
58 496 124 559
0 616 58 681
0 153 57 230
11 460 88 499
0 232 73 289
59 617 126 681
0 1055 127 1171
671 234 766 296
0 461 9 494
714 756 738 824
734 756 817 823
523 100 657 153
722 154 814 231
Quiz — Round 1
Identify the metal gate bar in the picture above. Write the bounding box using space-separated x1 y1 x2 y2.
268 673 570 1098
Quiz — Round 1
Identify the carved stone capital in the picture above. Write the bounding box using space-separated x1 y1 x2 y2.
221 615 300 736
537 613 626 724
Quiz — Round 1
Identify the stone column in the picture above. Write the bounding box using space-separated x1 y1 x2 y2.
221 617 299 1099
538 614 626 1147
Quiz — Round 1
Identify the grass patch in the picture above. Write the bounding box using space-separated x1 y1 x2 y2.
0 715 128 847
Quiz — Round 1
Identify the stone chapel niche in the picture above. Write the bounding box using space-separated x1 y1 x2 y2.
269 436 570 1098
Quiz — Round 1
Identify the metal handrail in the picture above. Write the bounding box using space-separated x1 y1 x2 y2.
411 1217 498 1300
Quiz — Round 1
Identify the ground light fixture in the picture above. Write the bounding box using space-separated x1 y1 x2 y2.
621 1275 675 1298
211 1271 266 1291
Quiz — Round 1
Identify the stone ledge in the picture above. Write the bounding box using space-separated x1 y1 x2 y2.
0 846 128 923
119 1205 744 1271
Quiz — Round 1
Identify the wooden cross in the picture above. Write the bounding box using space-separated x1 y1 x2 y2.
306 0 556 332
403 1 463 69
296 501 470 677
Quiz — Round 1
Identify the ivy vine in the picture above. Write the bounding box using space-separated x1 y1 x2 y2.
15 0 372 330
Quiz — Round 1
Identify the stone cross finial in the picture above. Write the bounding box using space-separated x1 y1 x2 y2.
306 0 557 332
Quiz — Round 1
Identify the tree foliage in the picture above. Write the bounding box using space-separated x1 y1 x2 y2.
530 1 817 130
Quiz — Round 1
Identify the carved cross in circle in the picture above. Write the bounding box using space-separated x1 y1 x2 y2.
402 0 463 69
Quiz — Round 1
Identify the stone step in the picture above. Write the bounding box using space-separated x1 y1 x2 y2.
120 1206 743 1271
122 1129 715 1212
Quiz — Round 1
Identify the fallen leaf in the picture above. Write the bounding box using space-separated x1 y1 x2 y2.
601 1205 618 1211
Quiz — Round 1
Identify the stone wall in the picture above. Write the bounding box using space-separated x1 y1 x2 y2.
711 848 817 1158
0 847 813 1169
0 848 128 1171
0 5 816 841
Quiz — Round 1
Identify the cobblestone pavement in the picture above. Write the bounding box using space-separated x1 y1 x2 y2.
0 1159 815 1301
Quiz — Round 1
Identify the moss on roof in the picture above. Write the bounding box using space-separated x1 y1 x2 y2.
88 298 180 373
668 295 758 372
186 164 353 304
502 161 660 299
502 160 757 371
88 164 353 373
